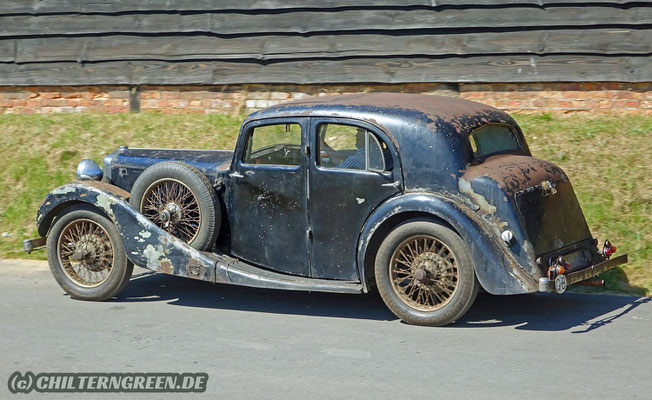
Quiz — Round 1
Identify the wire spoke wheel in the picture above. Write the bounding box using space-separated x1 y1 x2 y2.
57 218 114 288
389 235 460 312
140 178 202 243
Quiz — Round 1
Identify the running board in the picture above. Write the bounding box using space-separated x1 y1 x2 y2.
206 252 364 294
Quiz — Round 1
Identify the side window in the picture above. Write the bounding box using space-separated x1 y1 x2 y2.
317 123 392 172
243 123 302 166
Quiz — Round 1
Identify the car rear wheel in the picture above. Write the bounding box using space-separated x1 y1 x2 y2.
47 205 133 301
129 161 220 251
375 220 478 326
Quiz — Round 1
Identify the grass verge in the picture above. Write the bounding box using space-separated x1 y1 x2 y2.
0 112 649 295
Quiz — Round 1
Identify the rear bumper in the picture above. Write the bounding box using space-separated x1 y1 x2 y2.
538 253 628 293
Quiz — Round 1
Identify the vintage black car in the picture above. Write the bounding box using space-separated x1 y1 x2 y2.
25 93 627 326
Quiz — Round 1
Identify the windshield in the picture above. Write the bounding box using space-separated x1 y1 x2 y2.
469 124 522 160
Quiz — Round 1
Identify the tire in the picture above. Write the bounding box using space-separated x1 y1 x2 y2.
375 220 478 326
129 161 220 251
47 205 133 301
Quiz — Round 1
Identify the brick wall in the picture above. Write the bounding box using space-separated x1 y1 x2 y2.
1 82 650 115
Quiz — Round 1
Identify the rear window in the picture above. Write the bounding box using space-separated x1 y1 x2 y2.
469 124 521 159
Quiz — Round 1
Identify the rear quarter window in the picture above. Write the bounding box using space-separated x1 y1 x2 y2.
469 124 522 160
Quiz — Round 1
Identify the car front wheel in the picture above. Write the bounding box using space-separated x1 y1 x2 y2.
46 205 133 301
375 220 478 326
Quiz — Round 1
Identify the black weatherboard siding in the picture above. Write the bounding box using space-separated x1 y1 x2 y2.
0 0 650 85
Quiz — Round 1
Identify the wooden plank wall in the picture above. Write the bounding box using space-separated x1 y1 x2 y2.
0 0 650 85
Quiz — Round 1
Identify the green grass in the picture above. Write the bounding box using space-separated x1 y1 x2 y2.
0 112 650 295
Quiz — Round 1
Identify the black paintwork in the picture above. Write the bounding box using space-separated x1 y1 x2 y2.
227 117 311 277
34 93 627 295
105 148 232 192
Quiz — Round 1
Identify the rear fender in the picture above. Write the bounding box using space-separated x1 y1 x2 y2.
36 181 216 281
357 192 540 295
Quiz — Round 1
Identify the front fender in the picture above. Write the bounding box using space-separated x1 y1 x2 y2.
36 181 216 281
357 192 540 295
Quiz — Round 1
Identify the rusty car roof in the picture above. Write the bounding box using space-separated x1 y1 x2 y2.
246 93 518 139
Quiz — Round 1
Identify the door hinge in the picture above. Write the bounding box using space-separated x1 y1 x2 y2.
306 229 313 241
304 145 310 157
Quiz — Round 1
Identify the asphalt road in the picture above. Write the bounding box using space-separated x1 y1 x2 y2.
1 258 651 400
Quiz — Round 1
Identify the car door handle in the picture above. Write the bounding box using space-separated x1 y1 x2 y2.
229 170 255 178
382 181 400 187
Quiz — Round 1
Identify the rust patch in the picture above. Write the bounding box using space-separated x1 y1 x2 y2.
158 260 173 274
216 161 231 171
256 93 515 145
274 93 498 123
187 258 204 278
84 180 131 199
463 154 566 194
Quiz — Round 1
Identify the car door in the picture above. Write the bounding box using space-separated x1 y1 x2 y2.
227 117 310 277
309 118 401 280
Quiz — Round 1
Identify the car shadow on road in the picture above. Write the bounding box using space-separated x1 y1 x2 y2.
458 291 649 332
116 270 649 332
117 270 397 321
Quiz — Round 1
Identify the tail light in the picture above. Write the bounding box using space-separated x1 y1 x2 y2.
547 256 571 279
602 239 617 259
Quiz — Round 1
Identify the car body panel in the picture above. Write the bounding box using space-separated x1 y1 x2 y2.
34 181 364 294
356 192 539 295
225 117 311 277
105 148 232 191
308 117 402 280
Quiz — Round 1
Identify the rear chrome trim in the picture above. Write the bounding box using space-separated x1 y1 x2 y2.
539 253 628 292
567 253 628 285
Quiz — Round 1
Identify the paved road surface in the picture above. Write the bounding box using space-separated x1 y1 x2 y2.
1 259 651 399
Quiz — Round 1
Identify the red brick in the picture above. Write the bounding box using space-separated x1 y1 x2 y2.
161 91 181 99
1 83 649 114
1 91 31 99
140 91 161 99
612 99 639 108
615 91 636 99
108 91 130 99
579 82 598 91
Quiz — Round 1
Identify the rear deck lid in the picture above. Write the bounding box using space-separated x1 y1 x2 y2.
514 178 590 256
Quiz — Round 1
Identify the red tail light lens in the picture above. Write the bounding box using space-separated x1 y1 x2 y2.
602 239 617 259
548 256 571 279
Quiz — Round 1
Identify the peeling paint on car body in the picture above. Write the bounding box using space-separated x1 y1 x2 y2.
51 186 77 195
458 178 496 215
